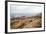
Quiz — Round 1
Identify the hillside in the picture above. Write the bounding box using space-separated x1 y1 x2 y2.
10 15 42 29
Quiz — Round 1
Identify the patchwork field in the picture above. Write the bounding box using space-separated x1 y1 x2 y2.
10 16 42 29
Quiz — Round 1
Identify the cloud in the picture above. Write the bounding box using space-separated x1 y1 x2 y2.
10 5 43 17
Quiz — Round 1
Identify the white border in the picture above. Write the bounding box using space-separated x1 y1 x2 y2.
8 2 44 32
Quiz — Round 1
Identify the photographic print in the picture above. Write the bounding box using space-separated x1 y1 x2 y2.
6 1 45 32
10 4 42 29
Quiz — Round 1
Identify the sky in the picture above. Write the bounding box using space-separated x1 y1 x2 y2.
10 4 43 17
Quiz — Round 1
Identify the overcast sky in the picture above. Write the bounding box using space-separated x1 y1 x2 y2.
10 5 43 17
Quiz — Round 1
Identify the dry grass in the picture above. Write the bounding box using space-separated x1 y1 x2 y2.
10 16 42 29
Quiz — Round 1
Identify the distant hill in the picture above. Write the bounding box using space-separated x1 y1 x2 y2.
10 13 42 20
